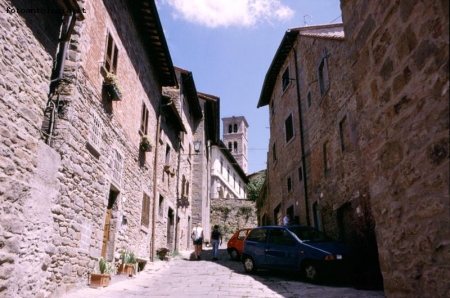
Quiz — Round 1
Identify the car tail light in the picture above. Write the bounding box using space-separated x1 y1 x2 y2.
324 254 335 261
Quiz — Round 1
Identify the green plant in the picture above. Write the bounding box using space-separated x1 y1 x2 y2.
120 249 131 264
104 72 122 95
128 251 136 264
98 257 113 274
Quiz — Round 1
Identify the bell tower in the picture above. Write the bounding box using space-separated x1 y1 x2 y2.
222 116 249 174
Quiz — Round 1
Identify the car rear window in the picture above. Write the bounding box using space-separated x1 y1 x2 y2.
246 228 267 243
268 228 296 246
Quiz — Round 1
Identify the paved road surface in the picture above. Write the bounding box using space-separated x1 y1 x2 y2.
63 246 385 298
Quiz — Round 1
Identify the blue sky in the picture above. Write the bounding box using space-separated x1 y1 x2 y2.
156 0 342 174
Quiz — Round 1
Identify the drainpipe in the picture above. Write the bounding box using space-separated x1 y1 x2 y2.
50 11 77 87
151 98 172 261
45 12 77 146
287 33 311 226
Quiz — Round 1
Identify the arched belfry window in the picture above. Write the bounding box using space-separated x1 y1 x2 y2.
228 142 232 151
234 142 238 153
228 124 232 133
233 124 238 133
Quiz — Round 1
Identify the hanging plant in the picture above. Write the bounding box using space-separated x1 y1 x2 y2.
140 135 153 152
103 72 122 101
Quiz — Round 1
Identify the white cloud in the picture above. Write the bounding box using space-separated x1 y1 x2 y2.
163 0 294 28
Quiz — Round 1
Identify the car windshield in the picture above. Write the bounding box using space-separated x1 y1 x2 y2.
287 227 330 242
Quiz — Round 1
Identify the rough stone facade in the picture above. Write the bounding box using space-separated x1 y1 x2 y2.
210 198 257 243
0 1 205 297
340 0 449 296
258 0 449 296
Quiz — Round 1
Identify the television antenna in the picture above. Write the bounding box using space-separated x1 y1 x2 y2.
303 15 313 26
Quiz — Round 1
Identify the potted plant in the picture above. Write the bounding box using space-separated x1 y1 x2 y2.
140 135 153 152
103 72 122 101
118 249 135 276
89 257 113 287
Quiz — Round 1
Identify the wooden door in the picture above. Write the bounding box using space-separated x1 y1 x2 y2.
101 208 112 258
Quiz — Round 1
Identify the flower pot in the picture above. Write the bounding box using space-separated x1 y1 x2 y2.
140 141 152 152
118 264 134 276
103 83 122 101
90 273 110 287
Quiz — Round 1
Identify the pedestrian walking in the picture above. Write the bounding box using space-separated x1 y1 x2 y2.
283 214 291 225
210 225 222 261
191 223 204 260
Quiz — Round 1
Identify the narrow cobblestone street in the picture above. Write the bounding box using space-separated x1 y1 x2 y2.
63 246 385 298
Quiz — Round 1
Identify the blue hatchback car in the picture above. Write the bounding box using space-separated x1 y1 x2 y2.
241 225 348 282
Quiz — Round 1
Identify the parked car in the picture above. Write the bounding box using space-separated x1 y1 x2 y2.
241 225 348 282
227 228 252 260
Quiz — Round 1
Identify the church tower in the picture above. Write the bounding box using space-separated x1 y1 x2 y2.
222 116 249 174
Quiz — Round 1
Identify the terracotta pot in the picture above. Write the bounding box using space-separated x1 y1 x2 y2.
90 273 110 287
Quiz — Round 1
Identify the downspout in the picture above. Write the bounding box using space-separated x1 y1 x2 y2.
288 33 311 226
151 98 172 261
51 11 77 86
46 11 77 146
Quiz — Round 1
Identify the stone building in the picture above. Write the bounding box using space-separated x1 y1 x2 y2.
340 0 449 296
222 116 249 174
0 0 209 297
257 0 449 296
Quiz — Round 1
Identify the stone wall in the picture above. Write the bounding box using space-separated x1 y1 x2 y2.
0 0 196 297
210 198 257 243
341 0 449 296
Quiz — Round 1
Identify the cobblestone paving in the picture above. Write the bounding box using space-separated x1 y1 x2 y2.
63 246 385 298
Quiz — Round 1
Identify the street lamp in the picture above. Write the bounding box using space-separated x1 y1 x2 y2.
193 140 201 153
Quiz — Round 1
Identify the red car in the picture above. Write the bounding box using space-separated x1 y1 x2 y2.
227 228 252 260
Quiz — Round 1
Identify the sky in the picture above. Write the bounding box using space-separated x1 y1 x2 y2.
156 0 342 174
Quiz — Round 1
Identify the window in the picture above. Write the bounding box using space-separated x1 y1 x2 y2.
268 228 296 246
158 195 164 217
141 193 150 227
233 124 238 133
282 67 290 91
105 31 118 73
287 176 292 192
228 124 232 133
220 158 223 174
233 142 238 153
228 142 232 151
246 228 268 243
165 145 171 165
298 167 303 181
112 149 123 185
307 91 312 107
87 109 103 154
285 114 294 143
140 103 149 135
318 50 330 97
339 116 349 152
272 143 277 162
323 142 330 172
227 166 230 181
182 175 187 197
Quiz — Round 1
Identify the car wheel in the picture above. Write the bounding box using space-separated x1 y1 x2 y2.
243 256 256 273
303 261 319 282
229 249 239 261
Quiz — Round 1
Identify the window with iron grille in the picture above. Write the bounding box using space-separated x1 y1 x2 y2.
87 109 102 154
105 32 118 73
112 149 123 185
141 193 150 227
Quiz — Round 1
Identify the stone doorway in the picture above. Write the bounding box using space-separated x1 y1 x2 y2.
101 187 119 260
